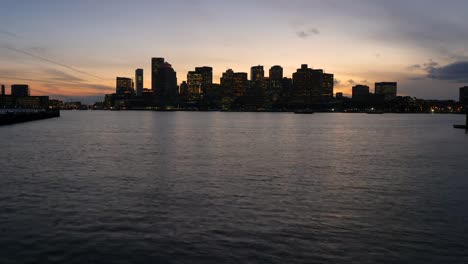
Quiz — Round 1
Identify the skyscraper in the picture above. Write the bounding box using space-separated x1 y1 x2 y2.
116 77 133 95
375 82 397 101
251 65 264 81
322 73 334 99
135 69 143 97
11 84 30 97
195 66 213 95
156 62 178 99
460 86 468 105
151 57 165 91
233 72 248 97
187 71 203 100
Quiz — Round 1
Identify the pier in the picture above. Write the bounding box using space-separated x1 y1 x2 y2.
453 108 468 130
0 109 60 126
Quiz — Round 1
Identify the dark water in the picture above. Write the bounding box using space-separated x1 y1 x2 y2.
0 111 467 263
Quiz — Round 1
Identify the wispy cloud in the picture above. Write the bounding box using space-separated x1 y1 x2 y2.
296 27 320 39
0 29 19 38
1 45 106 80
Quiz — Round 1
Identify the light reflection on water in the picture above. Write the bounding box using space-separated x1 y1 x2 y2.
0 111 467 263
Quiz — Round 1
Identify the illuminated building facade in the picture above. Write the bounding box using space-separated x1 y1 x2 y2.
116 77 133 95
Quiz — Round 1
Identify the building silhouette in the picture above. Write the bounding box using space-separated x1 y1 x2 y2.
135 69 143 97
375 82 397 101
116 77 133 95
151 57 165 92
460 86 468 105
11 84 30 97
155 62 178 100
195 66 213 96
251 65 265 81
322 73 334 99
352 85 370 101
233 72 248 98
1 84 5 96
290 64 333 107
269 66 283 81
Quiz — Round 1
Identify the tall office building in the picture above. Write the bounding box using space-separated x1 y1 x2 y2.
1 84 5 96
251 65 265 81
155 62 178 99
135 69 143 97
460 86 468 105
116 77 133 95
195 66 213 95
186 66 213 101
11 84 30 97
322 73 334 99
375 82 397 101
269 66 283 81
151 57 165 91
290 64 334 106
233 72 248 97
187 71 203 100
352 85 370 101
220 69 248 97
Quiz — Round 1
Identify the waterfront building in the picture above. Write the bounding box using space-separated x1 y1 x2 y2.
135 69 143 97
352 85 370 101
1 84 5 96
151 57 165 91
11 84 30 97
16 96 49 109
116 77 133 95
291 64 333 107
460 86 468 105
375 82 397 101
336 92 344 99
156 62 178 99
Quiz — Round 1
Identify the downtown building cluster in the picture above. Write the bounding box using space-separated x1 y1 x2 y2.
102 57 467 112
104 57 335 110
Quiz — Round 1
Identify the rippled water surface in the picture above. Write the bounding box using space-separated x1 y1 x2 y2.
1 111 467 263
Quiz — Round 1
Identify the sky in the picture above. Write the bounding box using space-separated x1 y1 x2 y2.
1 0 468 102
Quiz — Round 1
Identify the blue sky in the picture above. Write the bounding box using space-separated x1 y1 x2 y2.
1 0 467 101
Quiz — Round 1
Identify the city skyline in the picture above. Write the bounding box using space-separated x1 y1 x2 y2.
1 0 468 102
